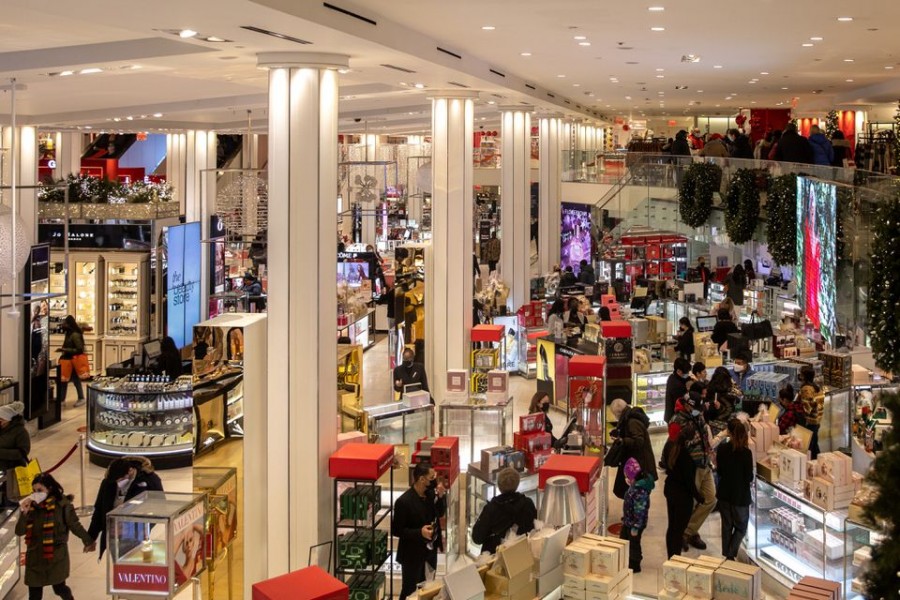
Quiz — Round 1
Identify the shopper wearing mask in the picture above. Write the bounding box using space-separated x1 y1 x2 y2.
799 366 825 458
691 362 708 384
674 317 695 361
730 351 754 394
56 315 88 407
710 308 740 350
669 391 715 551
664 358 693 423
609 399 658 500
87 457 164 557
393 348 431 400
707 367 740 438
715 419 754 561
471 467 537 554
727 129 753 159
156 336 183 379
0 401 30 472
17 473 94 600
663 422 702 558
393 462 447 600
528 392 557 447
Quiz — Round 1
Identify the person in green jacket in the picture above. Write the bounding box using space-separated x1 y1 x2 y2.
16 473 94 600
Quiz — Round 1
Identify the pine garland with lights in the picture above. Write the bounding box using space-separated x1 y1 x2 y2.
678 162 722 228
893 100 900 174
862 392 900 600
866 187 900 374
765 174 797 265
824 110 839 138
724 168 766 244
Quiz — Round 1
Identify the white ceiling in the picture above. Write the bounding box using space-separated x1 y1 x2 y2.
0 0 898 133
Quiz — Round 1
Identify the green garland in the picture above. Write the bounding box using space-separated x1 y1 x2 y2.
866 186 900 373
678 162 722 228
824 110 839 138
765 174 798 265
724 168 766 244
893 100 900 174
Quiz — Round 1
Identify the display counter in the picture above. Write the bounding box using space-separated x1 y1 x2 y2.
194 373 244 456
87 375 193 468
0 508 20 597
338 344 364 433
632 369 668 427
364 402 434 451
193 467 238 600
465 464 539 558
843 517 882 600
106 491 208 599
338 308 375 350
439 398 513 472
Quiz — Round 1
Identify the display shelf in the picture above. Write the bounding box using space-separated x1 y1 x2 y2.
709 282 726 306
465 464 539 558
194 374 244 454
843 518 882 600
470 325 505 394
439 399 513 472
73 257 101 335
87 375 194 468
338 344 364 433
0 508 20 598
103 253 150 339
363 403 433 454
632 370 668 427
48 259 68 335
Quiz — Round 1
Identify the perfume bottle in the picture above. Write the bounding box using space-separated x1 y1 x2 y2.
142 538 154 563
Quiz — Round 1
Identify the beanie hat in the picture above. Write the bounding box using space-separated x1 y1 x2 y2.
623 457 641 482
0 401 24 422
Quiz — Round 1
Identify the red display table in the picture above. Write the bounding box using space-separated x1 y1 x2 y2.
252 566 348 600
568 355 606 378
328 443 394 480
538 454 602 494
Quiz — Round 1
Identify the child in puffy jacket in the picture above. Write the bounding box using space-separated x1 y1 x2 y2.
619 457 655 573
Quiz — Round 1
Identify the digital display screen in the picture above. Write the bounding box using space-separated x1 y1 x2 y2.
796 177 837 344
560 202 592 270
166 222 202 349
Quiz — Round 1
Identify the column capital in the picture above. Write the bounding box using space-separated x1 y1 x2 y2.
498 104 534 113
257 52 349 70
536 111 565 120
428 90 480 101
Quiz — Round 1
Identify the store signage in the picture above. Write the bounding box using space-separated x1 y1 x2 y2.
112 564 169 593
337 251 374 261
38 224 151 249
174 502 205 535
29 244 50 283
47 160 57 169
166 222 202 348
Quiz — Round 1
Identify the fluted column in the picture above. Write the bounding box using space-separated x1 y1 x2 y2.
499 106 533 311
539 116 563 273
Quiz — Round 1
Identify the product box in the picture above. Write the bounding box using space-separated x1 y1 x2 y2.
568 355 607 378
562 589 586 600
404 390 431 408
685 565 714 600
584 568 626 595
588 544 618 577
539 455 602 494
600 320 632 340
582 535 629 572
604 337 633 365
252 566 349 600
487 370 509 395
779 449 808 487
790 576 841 600
447 370 469 393
810 476 855 511
443 564 486 600
481 446 509 474
518 412 545 434
504 450 526 472
328 443 394 481
756 458 779 483
662 560 688 593
658 589 686 600
336 431 368 450
716 560 761 599
563 544 592 577
818 452 852 486
525 449 552 472
514 431 552 454
431 437 460 468
536 564 564 596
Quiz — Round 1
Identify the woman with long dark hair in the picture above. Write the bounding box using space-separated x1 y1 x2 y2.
56 315 87 407
706 367 739 437
527 391 556 447
664 423 701 558
674 317 695 360
725 264 746 306
716 419 753 560
17 473 94 599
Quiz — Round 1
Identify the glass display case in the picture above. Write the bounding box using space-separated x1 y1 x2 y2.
439 399 513 472
0 379 18 409
87 375 194 468
517 327 547 379
465 464 539 558
193 467 238 563
48 258 68 336
73 255 101 336
364 403 434 452
632 370 669 427
843 518 882 600
338 344 364 433
107 491 207 598
752 477 847 587
104 252 151 368
194 374 244 455
0 507 20 597
849 383 896 474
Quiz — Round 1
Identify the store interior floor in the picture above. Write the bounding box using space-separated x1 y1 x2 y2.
19 333 785 599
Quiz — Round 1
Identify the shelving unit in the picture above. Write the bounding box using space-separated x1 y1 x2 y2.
0 508 20 597
469 325 505 394
517 328 548 379
103 252 150 367
633 370 669 427
439 399 513 472
843 518 882 600
709 281 726 306
48 259 68 336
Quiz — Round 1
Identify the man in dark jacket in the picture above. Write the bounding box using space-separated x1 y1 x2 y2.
808 125 834 166
87 457 164 556
393 462 447 600
727 129 753 159
774 123 813 164
578 259 596 286
664 358 692 423
669 393 715 551
471 467 537 554
609 399 658 499
393 348 430 399
671 130 692 156
559 266 578 288
0 401 29 472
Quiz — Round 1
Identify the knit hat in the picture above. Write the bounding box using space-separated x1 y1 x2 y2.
0 401 24 422
623 457 641 482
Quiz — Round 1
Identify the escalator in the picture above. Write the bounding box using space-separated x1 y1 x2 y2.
81 133 137 160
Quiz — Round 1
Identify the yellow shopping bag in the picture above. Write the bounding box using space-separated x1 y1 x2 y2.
14 459 41 498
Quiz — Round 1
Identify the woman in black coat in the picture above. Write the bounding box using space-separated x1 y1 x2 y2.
610 399 658 499
674 317 695 360
716 419 754 560
664 422 702 558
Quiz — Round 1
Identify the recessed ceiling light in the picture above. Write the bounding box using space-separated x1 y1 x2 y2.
846 79 854 82
713 65 723 69
574 35 587 40
153 113 163 118
648 6 665 11
781 87 789 90
697 90 703 93
520 52 532 56
886 66 895 70
760 72 769 75
625 96 632 100
656 68 665 72
579 42 591 46
573 83 581 87
413 82 425 89
802 43 814 47
656 75 665 78
837 17 853 22
337 68 351 74
844 58 854 62
79 67 103 74
650 27 665 32
748 81 756 84
113 117 121 122
487 100 496 105
557 74 566 78
810 36 823 41
59 70 74 77
204 36 228 42
482 26 496 30
179 29 197 38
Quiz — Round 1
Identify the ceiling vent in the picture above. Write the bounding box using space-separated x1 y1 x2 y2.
322 3 377 26
381 63 416 74
448 81 470 88
240 26 311 45
437 47 462 60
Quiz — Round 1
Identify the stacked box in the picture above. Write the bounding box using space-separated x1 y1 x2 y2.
561 534 633 600
431 436 461 486
660 556 761 600
339 485 382 521
337 530 388 570
787 576 842 600
484 538 536 600
819 351 852 388
346 573 385 600
513 431 552 454
518 413 545 433
778 449 808 488
745 372 790 402
479 446 526 478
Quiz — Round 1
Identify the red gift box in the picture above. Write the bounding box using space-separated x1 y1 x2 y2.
647 246 661 260
514 431 552 453
601 320 632 339
471 324 504 343
519 412 545 433
328 443 394 481
526 449 553 472
600 294 617 307
253 566 348 600
538 455 601 494
434 464 459 487
568 355 606 378
430 437 459 468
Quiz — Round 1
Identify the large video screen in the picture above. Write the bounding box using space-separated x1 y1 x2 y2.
166 222 202 349
796 177 837 344
560 202 592 270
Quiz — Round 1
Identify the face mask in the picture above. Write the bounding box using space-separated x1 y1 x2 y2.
117 478 132 491
691 409 701 417
541 403 550 413
30 491 48 504
402 358 413 367
682 373 691 380
735 365 746 373
426 478 438 491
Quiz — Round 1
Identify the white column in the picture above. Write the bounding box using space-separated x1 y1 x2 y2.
361 133 379 246
499 106 532 312
183 130 216 223
166 133 187 214
55 132 83 179
428 92 476 404
539 116 563 273
255 52 345 592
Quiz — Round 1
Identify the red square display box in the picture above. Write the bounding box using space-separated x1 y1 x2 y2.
471 324 504 343
601 320 632 339
514 431 552 454
328 443 394 481
568 355 606 378
430 437 459 468
538 455 601 494
253 566 348 600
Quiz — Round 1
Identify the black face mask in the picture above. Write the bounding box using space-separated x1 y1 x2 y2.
426 478 438 492
541 403 550 413
403 358 413 367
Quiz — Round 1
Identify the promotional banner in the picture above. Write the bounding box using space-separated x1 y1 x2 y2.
796 177 837 344
166 222 202 349
560 203 592 270
24 244 51 421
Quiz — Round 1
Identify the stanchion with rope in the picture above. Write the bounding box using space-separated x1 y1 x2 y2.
75 434 94 517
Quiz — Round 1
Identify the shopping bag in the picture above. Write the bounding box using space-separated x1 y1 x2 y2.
741 313 774 341
14 459 41 498
73 353 91 379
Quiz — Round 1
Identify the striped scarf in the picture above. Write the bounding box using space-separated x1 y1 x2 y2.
24 497 57 561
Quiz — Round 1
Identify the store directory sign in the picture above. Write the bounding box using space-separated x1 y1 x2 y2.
166 222 202 349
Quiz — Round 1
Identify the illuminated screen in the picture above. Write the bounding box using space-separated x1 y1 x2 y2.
166 222 202 349
796 177 837 344
560 203 592 270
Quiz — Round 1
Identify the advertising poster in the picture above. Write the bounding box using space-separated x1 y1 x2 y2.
173 502 207 586
166 222 202 348
536 338 556 403
796 177 837 344
560 203 592 270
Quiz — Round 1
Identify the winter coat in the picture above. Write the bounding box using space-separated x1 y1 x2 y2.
774 131 814 164
0 415 30 470
663 442 701 503
674 327 695 358
484 238 501 262
60 329 85 359
800 383 824 426
613 406 658 498
17 497 92 587
664 372 688 424
711 320 739 348
705 390 736 437
471 491 537 554
832 139 851 166
559 271 577 288
777 397 806 434
716 441 754 506
392 487 446 569
671 137 692 157
729 135 754 159
578 264 596 286
809 133 834 166
622 475 655 532
725 272 745 305
88 459 164 558
668 400 711 468
700 139 728 158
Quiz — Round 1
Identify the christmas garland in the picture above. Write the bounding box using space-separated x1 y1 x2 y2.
724 168 766 244
866 187 900 373
765 174 798 265
678 162 722 228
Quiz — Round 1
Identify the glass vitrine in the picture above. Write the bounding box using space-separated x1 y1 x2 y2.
73 257 100 335
439 399 513 471
465 464 539 558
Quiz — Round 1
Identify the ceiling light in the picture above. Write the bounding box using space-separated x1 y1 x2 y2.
650 27 665 32
574 35 587 40
573 83 581 87
802 43 814 47
656 75 665 78
846 79 854 82
487 100 495 104
126 116 134 121
713 65 723 69
844 58 854 62
113 118 121 122
625 96 632 100
204 36 229 42
79 68 102 74
697 90 703 93
557 74 566 78
681 55 701 63
648 6 665 11
338 68 351 74
413 82 425 89
748 81 756 84
656 68 665 72
579 42 591 46
153 113 163 117
179 29 198 38
59 70 74 77
520 52 532 56
886 66 895 70
781 86 789 90
810 36 823 41
482 26 496 30
837 16 853 22
760 72 769 75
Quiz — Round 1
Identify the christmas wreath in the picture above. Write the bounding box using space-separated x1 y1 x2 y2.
724 168 766 244
866 187 900 373
765 174 798 265
678 162 722 228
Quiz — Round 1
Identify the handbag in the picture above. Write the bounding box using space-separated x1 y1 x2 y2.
741 313 774 341
72 353 91 379
13 458 41 498
603 437 624 467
